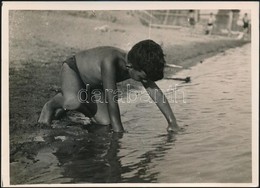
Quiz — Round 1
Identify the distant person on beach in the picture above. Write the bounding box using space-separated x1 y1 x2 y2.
242 13 250 40
38 40 180 133
188 10 196 36
205 13 215 35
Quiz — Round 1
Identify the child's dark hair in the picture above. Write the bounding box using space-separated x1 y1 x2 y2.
127 39 166 81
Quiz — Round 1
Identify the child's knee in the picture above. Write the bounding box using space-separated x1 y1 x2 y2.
63 96 81 110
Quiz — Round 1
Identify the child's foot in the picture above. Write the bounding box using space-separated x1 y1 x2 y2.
53 108 66 119
38 103 53 125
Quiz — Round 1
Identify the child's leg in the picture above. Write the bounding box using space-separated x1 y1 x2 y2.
86 89 111 125
61 63 93 117
39 63 112 125
38 92 64 124
73 86 111 125
38 63 92 124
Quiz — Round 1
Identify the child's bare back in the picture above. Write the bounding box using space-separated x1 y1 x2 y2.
75 46 127 86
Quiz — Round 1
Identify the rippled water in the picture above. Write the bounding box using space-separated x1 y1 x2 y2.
10 44 252 184
153 43 252 183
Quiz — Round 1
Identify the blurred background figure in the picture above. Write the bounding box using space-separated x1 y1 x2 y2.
242 13 250 40
188 10 196 36
205 12 216 35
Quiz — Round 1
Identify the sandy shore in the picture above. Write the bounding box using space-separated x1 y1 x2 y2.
8 11 250 184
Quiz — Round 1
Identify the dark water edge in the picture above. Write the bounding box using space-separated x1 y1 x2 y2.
10 123 178 184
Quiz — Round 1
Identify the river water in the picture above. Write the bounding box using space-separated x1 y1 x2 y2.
10 44 252 184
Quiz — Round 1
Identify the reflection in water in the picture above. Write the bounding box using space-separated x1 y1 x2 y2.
51 125 177 183
120 133 176 183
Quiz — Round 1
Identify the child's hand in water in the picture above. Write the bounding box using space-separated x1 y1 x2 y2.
167 126 179 133
167 122 181 133
167 123 187 133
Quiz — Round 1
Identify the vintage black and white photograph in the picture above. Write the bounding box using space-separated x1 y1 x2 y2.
2 1 259 187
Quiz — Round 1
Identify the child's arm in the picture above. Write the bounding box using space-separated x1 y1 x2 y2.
101 57 124 133
142 80 179 132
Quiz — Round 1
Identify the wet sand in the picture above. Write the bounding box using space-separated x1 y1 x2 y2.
8 11 251 184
